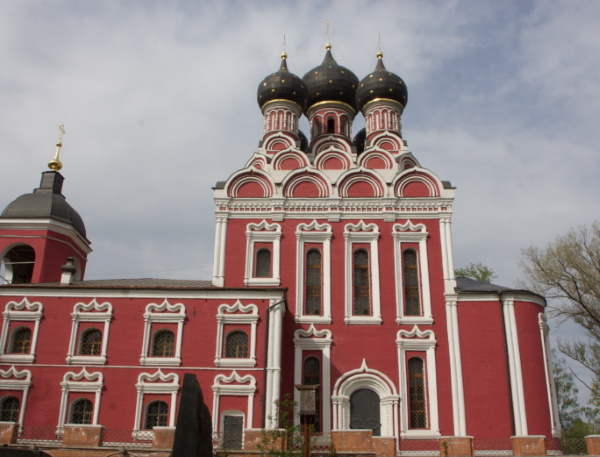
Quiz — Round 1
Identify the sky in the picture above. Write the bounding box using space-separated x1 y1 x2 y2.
1 0 599 397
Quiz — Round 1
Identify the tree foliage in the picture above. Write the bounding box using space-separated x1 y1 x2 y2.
454 262 497 283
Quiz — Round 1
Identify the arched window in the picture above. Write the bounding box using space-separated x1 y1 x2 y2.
353 249 370 315
0 396 20 422
79 328 102 356
403 249 421 315
68 398 93 425
151 329 175 357
255 248 271 278
327 117 335 134
408 358 427 429
2 245 35 284
225 331 248 358
305 249 322 315
303 357 321 431
9 327 31 354
144 400 168 429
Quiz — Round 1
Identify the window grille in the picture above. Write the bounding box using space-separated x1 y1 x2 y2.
305 250 322 315
0 396 20 422
255 248 271 278
151 330 175 357
408 358 427 428
403 250 421 315
79 328 102 356
68 398 93 425
144 400 168 429
9 327 31 354
353 250 370 315
225 331 248 358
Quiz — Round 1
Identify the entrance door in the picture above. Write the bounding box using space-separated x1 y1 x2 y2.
350 388 381 436
223 415 243 449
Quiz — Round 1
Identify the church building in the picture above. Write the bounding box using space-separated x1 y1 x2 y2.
0 43 560 456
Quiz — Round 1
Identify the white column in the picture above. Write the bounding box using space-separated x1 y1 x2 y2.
503 297 527 435
538 313 561 437
265 299 284 428
212 215 228 287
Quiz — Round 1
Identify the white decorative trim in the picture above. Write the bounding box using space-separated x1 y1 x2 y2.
0 366 32 430
396 326 440 439
332 359 399 438
445 295 466 436
133 370 179 439
212 371 256 432
264 298 285 429
392 221 433 325
57 368 103 435
295 221 332 324
343 221 381 324
214 301 258 367
66 299 113 365
0 298 43 364
538 313 561 438
244 221 282 286
139 300 185 367
293 326 333 432
212 215 228 287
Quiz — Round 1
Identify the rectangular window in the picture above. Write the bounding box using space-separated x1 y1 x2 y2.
353 249 371 315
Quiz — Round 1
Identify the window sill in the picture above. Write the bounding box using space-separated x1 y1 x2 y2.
139 356 181 366
244 278 281 286
214 357 256 367
66 355 106 365
0 354 34 364
295 316 332 325
401 430 441 439
344 316 383 325
396 316 434 325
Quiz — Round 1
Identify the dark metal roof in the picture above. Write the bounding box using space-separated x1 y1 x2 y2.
257 56 308 111
455 276 513 293
356 56 408 112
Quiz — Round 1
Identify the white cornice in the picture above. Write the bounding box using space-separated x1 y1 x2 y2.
0 218 91 252
457 292 546 307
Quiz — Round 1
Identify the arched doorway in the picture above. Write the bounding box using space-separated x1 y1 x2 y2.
350 388 381 436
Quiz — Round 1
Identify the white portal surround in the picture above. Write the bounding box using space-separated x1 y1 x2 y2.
66 299 113 365
57 368 103 435
214 301 258 368
133 370 179 439
0 298 43 364
139 300 185 367
212 371 256 432
244 220 282 286
0 366 32 431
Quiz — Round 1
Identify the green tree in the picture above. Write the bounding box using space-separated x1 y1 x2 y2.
454 262 497 283
553 351 582 431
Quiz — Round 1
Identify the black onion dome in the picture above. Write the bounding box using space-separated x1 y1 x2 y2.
257 54 308 111
302 46 359 112
356 52 408 112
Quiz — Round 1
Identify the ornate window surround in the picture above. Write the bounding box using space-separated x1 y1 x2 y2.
133 370 179 440
396 326 440 439
211 371 256 433
344 221 381 324
66 299 113 365
139 300 185 367
0 299 43 364
214 301 258 368
0 366 32 430
244 220 282 286
295 221 332 324
392 221 433 325
57 368 103 435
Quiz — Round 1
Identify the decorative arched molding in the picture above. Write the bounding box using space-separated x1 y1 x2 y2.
331 359 399 438
212 371 257 432
244 220 282 286
396 326 440 439
139 300 186 367
0 366 32 430
66 299 113 365
367 131 404 151
293 326 333 431
133 370 179 439
226 169 274 198
314 148 352 171
538 313 561 437
0 243 36 285
272 149 309 171
246 156 267 171
338 169 386 198
393 169 441 198
282 170 332 198
263 132 297 153
343 221 381 324
57 368 104 435
295 221 332 324
214 301 259 367
0 298 43 364
357 148 395 170
392 221 433 325
398 152 420 171
311 136 353 155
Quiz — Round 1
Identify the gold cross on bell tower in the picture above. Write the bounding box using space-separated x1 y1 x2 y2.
48 124 65 171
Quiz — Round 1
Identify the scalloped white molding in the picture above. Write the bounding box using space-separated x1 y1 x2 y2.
212 371 256 433
0 298 43 364
244 220 282 286
133 370 179 438
139 300 185 367
214 301 258 368
57 368 103 435
66 299 113 365
0 366 32 430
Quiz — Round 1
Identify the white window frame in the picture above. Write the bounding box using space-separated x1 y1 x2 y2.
0 299 43 364
139 300 185 367
214 301 258 368
211 371 256 433
0 366 32 431
396 326 440 439
295 221 332 324
344 221 381 324
133 370 179 440
244 221 282 286
57 368 103 436
393 221 433 325
66 299 113 365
